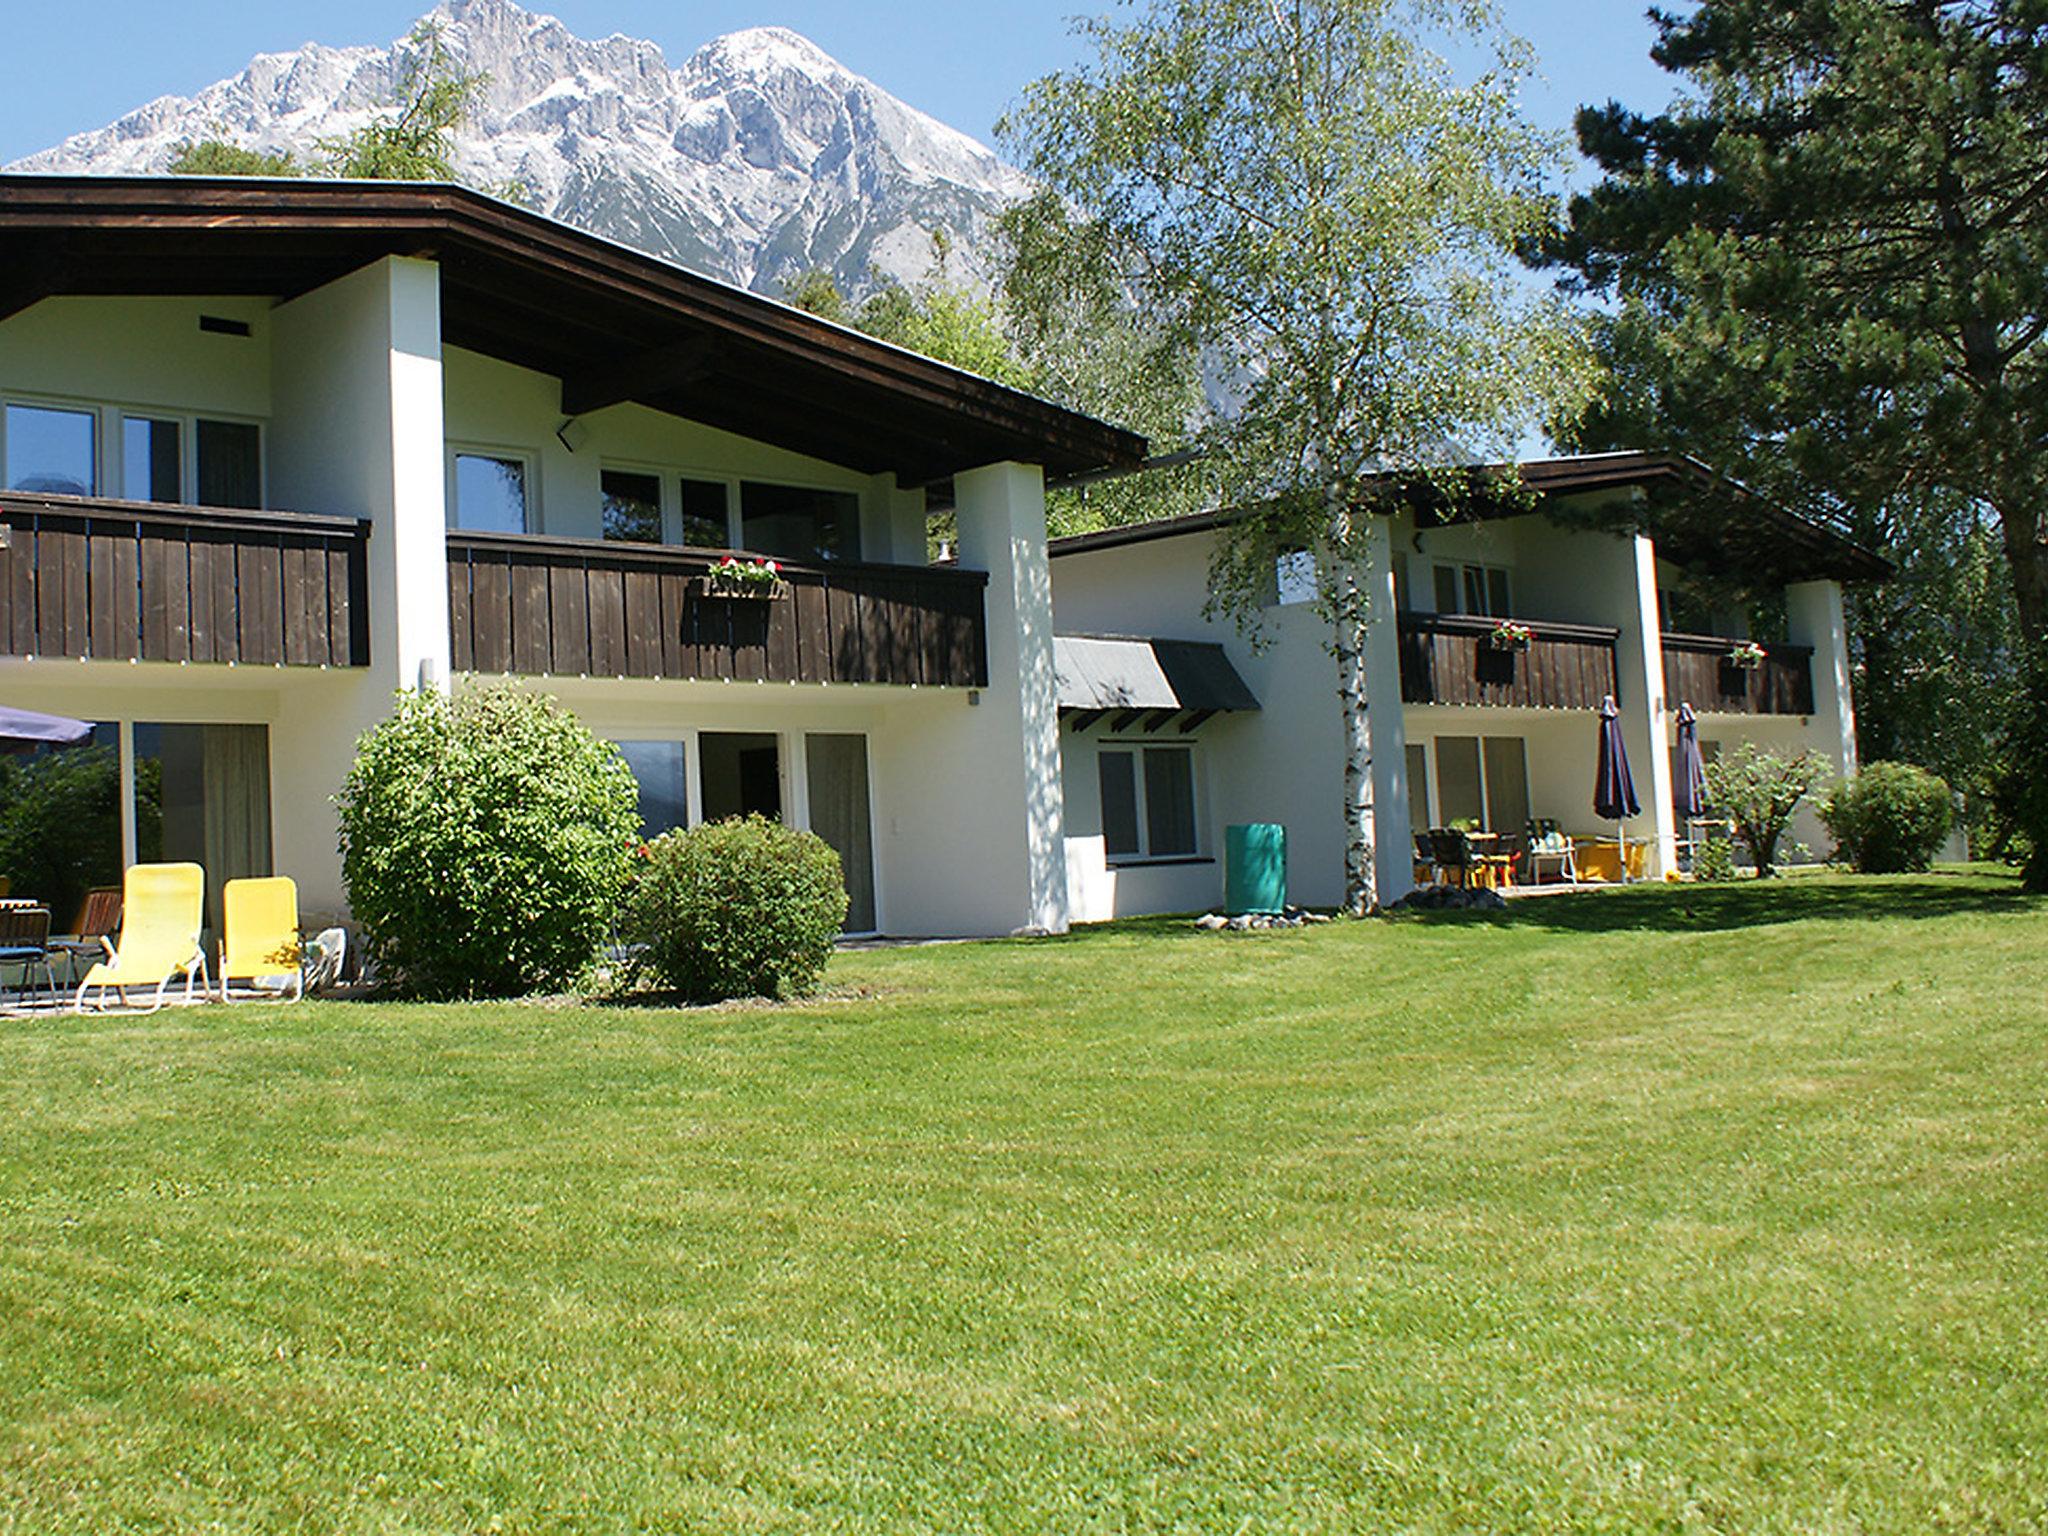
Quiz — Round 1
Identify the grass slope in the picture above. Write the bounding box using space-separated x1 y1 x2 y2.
2 872 2044 1532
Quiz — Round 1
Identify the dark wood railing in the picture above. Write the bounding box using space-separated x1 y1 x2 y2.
0 492 370 667
1662 632 1814 715
1398 612 1620 710
447 531 990 688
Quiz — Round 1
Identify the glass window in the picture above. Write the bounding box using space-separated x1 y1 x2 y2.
1487 567 1512 617
616 740 689 838
452 453 529 533
1274 548 1317 606
5 403 96 495
1434 736 1485 827
1099 750 1139 857
739 482 860 563
1405 743 1431 836
805 733 876 933
601 469 663 544
133 723 272 939
679 478 729 548
1482 736 1530 834
1432 563 1459 614
123 417 182 503
1143 746 1197 856
196 419 261 509
0 722 121 928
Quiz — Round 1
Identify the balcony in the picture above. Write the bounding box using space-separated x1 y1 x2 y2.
446 531 989 688
1661 633 1814 715
0 492 370 667
1398 612 1620 711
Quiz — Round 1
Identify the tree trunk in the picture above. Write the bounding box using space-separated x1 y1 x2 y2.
1328 494 1378 916
1994 498 2048 892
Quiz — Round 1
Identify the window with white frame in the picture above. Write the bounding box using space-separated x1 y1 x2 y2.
4 401 97 495
588 465 857 558
1431 561 1512 617
1273 548 1318 606
1098 743 1201 860
3 400 264 507
451 450 531 533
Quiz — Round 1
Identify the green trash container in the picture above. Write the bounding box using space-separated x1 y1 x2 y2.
1224 823 1287 915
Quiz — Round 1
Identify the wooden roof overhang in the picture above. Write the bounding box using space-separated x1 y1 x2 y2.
1047 453 1892 585
0 175 1148 488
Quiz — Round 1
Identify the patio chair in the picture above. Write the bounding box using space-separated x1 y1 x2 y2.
1523 819 1578 885
48 885 122 987
0 905 57 1004
218 877 305 1003
75 863 208 1014
1426 829 1475 888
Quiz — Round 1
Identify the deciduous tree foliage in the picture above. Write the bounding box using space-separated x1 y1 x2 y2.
1543 0 2048 886
1003 0 1590 912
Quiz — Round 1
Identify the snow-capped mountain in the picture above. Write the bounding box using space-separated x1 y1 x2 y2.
7 0 1031 298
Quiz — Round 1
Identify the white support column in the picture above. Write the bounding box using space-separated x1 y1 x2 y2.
882 460 1069 935
1616 533 1678 877
1363 516 1414 905
1787 579 1858 780
263 255 449 919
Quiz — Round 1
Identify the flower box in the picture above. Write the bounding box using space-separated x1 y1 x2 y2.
1726 641 1768 669
697 557 788 600
1485 619 1535 652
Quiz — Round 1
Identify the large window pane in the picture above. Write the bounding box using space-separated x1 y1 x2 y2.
452 453 528 533
698 732 781 821
601 469 662 544
196 419 261 509
1405 743 1431 836
805 733 876 933
1433 736 1484 828
1482 736 1530 834
5 403 96 495
739 482 860 562
0 723 121 926
133 723 272 938
1143 746 1197 856
616 740 689 838
123 417 182 503
1432 563 1459 614
679 478 729 547
1099 750 1139 857
1486 567 1512 618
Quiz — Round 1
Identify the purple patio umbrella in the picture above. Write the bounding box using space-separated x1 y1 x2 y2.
0 705 91 753
1594 694 1641 880
1673 702 1709 821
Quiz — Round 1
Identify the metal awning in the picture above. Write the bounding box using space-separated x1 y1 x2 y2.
1053 634 1258 734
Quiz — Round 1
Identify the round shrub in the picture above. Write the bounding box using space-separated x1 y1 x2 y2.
622 815 848 1002
1820 761 1955 874
337 684 639 997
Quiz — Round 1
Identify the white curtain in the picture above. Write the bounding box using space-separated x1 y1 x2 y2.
804 734 875 933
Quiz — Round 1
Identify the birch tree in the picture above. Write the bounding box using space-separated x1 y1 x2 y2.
1004 0 1590 912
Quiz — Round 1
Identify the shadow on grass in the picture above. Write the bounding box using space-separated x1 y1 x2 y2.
1418 870 2040 936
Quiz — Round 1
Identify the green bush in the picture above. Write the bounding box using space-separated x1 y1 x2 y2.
622 815 848 1003
1692 836 1737 883
337 685 639 998
1820 761 1955 874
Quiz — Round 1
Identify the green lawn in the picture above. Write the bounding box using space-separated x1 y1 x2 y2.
3 872 2046 1532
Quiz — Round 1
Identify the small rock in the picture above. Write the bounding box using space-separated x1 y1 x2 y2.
1195 913 1228 930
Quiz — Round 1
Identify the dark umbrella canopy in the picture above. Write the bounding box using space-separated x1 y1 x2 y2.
1673 702 1709 819
1594 694 1640 821
0 705 92 751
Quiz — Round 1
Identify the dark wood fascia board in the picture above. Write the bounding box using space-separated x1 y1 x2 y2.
0 175 1147 479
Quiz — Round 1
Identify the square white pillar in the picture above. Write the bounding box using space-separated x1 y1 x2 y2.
1361 516 1415 905
1617 533 1679 876
1787 579 1858 779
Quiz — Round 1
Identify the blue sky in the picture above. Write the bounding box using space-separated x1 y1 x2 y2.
0 1 1682 175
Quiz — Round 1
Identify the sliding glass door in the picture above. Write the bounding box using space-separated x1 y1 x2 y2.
134 723 273 935
804 734 875 934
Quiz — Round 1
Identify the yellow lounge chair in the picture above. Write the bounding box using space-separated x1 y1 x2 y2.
75 862 208 1014
219 876 304 1003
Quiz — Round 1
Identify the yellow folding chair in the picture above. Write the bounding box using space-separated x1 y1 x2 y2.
219 877 304 1003
75 862 208 1014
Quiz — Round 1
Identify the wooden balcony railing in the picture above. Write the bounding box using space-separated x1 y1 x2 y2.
1661 633 1814 715
0 492 370 667
1398 612 1621 711
446 531 989 688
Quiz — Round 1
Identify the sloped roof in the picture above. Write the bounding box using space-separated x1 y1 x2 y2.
1053 635 1259 713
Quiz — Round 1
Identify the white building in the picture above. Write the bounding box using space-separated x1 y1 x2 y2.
0 175 1143 939
1049 455 1884 921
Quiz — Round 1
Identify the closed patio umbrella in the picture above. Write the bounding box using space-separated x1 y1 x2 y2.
0 705 90 752
1594 694 1640 880
1674 703 1708 821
